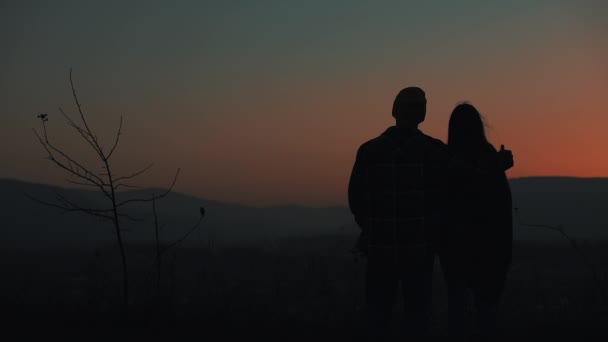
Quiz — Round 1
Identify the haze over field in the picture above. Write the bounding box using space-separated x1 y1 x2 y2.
2 177 607 248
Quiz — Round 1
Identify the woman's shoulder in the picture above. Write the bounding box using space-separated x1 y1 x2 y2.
484 142 497 153
480 143 499 160
477 143 504 171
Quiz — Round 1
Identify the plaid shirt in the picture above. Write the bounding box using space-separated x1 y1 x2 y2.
348 126 449 252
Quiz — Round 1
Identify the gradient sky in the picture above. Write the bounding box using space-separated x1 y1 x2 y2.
1 0 607 206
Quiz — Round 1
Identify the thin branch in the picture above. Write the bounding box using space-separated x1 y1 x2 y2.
118 213 144 222
34 123 108 188
114 163 154 183
66 179 108 188
69 68 99 149
58 106 102 158
514 208 607 302
514 208 575 243
106 115 123 160
520 222 566 235
25 193 114 221
33 128 111 200
116 168 180 208
152 210 205 270
27 189 141 223
114 182 141 190
158 215 204 255
54 191 114 213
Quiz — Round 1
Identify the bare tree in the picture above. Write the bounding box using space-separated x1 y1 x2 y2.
151 196 205 297
28 69 179 316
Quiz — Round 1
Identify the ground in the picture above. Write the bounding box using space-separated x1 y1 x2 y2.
2 235 607 339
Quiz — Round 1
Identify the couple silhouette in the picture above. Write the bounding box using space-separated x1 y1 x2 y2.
348 87 513 339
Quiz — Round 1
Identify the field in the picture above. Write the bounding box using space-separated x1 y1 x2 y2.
2 235 608 339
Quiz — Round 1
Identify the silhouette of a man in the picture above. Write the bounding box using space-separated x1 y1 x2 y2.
348 87 513 339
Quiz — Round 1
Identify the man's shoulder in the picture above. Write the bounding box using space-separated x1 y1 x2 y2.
357 128 446 155
357 132 393 155
418 131 447 148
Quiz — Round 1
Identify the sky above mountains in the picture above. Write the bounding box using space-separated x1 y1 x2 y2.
2 1 607 206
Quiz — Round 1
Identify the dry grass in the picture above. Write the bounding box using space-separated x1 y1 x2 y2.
1 236 607 338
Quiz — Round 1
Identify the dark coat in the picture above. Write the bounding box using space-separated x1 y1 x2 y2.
348 126 450 253
442 142 513 298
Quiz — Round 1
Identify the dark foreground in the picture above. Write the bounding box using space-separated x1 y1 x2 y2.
2 235 608 339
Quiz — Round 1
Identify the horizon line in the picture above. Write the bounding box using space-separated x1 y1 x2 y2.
3 175 608 209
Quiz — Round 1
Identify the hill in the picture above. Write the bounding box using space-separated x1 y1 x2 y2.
1 176 607 249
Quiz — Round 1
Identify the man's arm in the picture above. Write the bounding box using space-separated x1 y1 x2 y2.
497 144 514 171
445 145 514 177
348 146 368 230
348 146 372 256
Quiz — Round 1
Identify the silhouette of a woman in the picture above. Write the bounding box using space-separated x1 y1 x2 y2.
440 102 513 337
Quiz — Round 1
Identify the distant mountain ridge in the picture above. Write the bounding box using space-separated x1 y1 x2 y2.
508 176 608 240
1 177 607 249
0 178 355 249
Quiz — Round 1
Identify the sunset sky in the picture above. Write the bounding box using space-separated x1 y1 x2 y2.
1 1 607 206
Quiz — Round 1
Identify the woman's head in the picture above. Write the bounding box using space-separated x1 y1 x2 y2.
448 102 489 152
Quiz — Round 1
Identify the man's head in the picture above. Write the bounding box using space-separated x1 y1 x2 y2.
392 87 426 127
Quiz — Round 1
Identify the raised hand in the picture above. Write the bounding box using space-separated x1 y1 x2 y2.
498 144 514 170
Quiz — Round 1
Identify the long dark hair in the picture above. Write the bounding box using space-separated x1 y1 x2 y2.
448 102 491 158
